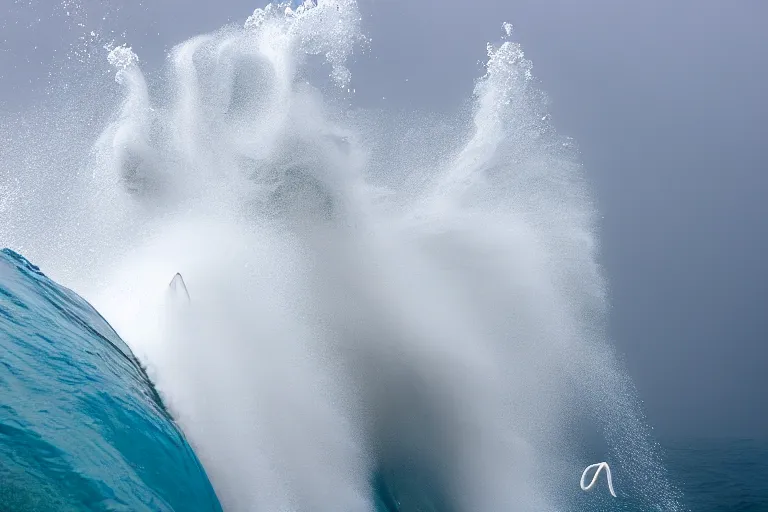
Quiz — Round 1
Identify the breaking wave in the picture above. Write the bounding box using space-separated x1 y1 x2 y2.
1 1 684 510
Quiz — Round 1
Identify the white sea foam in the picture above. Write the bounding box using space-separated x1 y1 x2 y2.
0 2 683 510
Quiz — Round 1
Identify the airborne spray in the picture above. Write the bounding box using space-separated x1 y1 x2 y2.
1 1 683 510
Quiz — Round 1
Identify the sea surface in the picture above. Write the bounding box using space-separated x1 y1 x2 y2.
0 249 222 511
664 438 768 512
2 249 767 511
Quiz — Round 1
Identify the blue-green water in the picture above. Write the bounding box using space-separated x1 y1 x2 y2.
0 248 222 511
1 247 766 511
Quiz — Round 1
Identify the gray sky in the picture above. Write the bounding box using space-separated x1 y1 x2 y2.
2 0 766 439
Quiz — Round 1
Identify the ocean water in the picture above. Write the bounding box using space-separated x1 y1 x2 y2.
0 249 222 511
3 248 767 512
2 250 767 512
664 439 768 512
1 0 758 511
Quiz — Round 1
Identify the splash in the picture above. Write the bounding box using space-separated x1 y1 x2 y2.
0 1 683 510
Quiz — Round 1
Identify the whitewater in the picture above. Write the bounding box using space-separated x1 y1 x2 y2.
1 1 684 510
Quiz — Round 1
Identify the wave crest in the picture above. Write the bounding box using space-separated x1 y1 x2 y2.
1 1 683 511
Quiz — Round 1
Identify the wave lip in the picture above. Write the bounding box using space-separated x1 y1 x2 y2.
0 249 222 512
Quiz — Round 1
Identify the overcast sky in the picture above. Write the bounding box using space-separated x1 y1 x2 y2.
2 0 766 439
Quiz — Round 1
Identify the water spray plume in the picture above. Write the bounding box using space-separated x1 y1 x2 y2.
0 1 684 510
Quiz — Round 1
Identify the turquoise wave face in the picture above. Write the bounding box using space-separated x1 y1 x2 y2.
0 249 222 511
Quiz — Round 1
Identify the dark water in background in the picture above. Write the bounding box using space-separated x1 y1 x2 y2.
1 246 766 511
664 438 768 512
